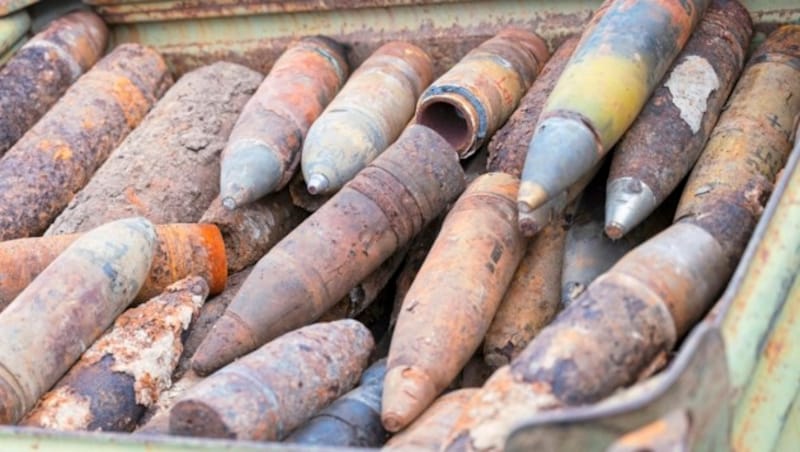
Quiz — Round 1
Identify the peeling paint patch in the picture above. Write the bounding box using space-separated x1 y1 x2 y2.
665 55 719 133
25 387 93 430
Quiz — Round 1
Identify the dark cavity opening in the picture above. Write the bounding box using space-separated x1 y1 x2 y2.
416 101 471 152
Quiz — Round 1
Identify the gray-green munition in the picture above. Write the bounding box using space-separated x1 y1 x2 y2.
219 37 348 209
301 42 433 195
517 0 710 222
605 0 752 239
285 360 387 447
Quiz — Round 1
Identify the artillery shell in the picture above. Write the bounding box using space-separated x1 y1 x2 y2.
0 217 156 424
286 360 387 447
170 320 374 441
320 247 408 322
0 10 107 155
606 0 753 239
301 42 433 195
221 36 348 208
0 223 227 311
191 124 465 376
0 43 172 241
676 24 800 271
175 268 253 380
416 28 549 158
383 172 524 432
441 26 800 452
200 191 307 273
384 389 478 451
563 173 673 305
20 277 209 432
486 36 579 176
482 220 566 369
518 0 709 214
46 62 261 235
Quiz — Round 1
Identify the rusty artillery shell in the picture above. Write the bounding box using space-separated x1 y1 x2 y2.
220 37 348 208
487 36 579 177
0 223 227 311
170 320 374 441
46 62 262 236
0 44 172 241
320 247 408 322
416 28 549 159
482 220 567 369
0 10 107 156
301 42 433 195
384 389 478 451
20 277 208 432
442 27 800 452
286 360 386 447
191 124 465 376
605 0 753 239
563 173 673 306
383 172 524 432
175 268 253 380
518 0 709 216
0 217 156 424
200 191 308 273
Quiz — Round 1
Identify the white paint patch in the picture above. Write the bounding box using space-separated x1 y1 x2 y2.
23 387 93 430
664 55 719 134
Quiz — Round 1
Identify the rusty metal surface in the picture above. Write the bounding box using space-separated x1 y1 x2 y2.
0 217 156 424
200 191 308 274
483 220 566 369
285 360 386 447
486 35 578 177
20 277 208 432
518 0 710 214
220 36 347 207
605 0 752 239
384 389 478 451
135 371 204 435
0 0 38 16
47 62 261 236
301 42 432 195
0 223 227 311
191 124 465 376
0 43 172 241
383 172 523 432
169 320 374 441
415 28 548 158
0 10 107 156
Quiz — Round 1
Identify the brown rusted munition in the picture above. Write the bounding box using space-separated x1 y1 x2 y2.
0 10 107 156
416 28 549 158
301 42 433 195
384 389 478 451
486 36 578 176
20 277 208 432
563 172 673 305
46 62 261 235
220 36 348 208
441 25 800 452
605 0 753 239
175 268 253 379
383 172 524 432
135 371 204 435
320 247 408 322
0 223 227 311
199 191 308 273
170 320 374 441
518 0 710 217
482 220 567 369
0 43 172 241
0 217 156 424
191 124 465 375
285 360 387 447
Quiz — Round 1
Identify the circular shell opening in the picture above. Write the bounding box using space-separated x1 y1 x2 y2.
416 100 472 153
